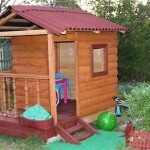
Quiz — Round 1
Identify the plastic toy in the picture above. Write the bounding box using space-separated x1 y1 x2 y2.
113 96 129 117
97 111 117 131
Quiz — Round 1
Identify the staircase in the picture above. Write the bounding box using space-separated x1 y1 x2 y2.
56 116 99 144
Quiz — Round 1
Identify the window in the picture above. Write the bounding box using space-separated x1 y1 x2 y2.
91 44 108 77
0 39 12 71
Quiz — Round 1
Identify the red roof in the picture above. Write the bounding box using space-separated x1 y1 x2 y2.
5 5 128 35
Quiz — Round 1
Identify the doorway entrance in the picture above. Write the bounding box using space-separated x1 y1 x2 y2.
55 42 76 122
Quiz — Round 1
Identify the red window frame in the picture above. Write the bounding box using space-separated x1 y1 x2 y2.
91 44 108 77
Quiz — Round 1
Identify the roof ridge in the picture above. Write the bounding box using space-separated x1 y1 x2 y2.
10 5 89 15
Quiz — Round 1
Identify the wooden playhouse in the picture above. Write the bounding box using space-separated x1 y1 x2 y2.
0 5 127 143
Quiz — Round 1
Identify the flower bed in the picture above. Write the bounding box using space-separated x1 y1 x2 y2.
124 123 150 149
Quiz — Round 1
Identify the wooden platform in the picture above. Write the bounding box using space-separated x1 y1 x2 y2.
0 114 57 142
57 99 76 122
0 100 76 142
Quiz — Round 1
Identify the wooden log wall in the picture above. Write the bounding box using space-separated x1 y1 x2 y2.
12 35 48 75
77 31 117 117
10 31 118 118
11 35 50 111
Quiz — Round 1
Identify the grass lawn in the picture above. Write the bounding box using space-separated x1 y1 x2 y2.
0 131 133 150
0 135 47 150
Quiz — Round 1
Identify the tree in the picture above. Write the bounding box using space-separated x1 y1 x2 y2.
0 0 19 14
89 0 117 20
22 0 81 9
116 0 150 81
0 0 80 15
89 0 150 81
53 0 80 9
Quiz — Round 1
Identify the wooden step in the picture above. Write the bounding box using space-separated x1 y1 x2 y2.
66 124 84 134
56 116 99 144
75 132 93 141
78 117 99 134
56 124 80 144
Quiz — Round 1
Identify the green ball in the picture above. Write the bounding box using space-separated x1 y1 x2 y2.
97 111 117 131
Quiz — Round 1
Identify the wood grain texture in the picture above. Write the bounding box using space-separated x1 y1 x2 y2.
11 35 50 111
48 33 57 124
12 35 48 74
10 30 118 119
80 100 115 116
79 77 117 92
53 32 77 42
79 84 117 100
77 31 118 117
79 91 117 108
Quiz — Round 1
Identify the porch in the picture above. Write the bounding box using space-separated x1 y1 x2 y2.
0 100 76 142
0 72 50 117
0 72 76 141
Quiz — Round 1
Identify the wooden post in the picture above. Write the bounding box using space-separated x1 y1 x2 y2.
0 78 3 112
6 77 12 110
13 78 18 118
47 33 57 124
74 40 80 117
24 78 29 109
55 43 60 72
2 77 7 116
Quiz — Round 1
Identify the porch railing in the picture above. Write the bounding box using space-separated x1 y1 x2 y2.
0 72 49 118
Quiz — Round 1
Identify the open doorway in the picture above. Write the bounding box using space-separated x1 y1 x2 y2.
55 42 76 122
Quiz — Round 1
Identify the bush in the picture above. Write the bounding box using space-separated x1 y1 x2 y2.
123 83 150 131
118 81 141 99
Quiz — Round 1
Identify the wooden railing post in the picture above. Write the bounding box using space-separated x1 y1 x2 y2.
36 79 40 104
2 77 7 116
12 78 17 118
24 78 29 109
6 77 12 111
0 78 2 112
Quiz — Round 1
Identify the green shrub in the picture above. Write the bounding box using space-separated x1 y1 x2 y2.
123 83 150 131
118 82 141 99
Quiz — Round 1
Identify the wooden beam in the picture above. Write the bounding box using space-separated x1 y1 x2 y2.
0 72 49 79
0 12 17 26
8 18 30 23
47 33 57 124
0 26 29 30
27 25 39 30
55 43 60 72
75 40 80 116
0 29 48 37
120 31 126 34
